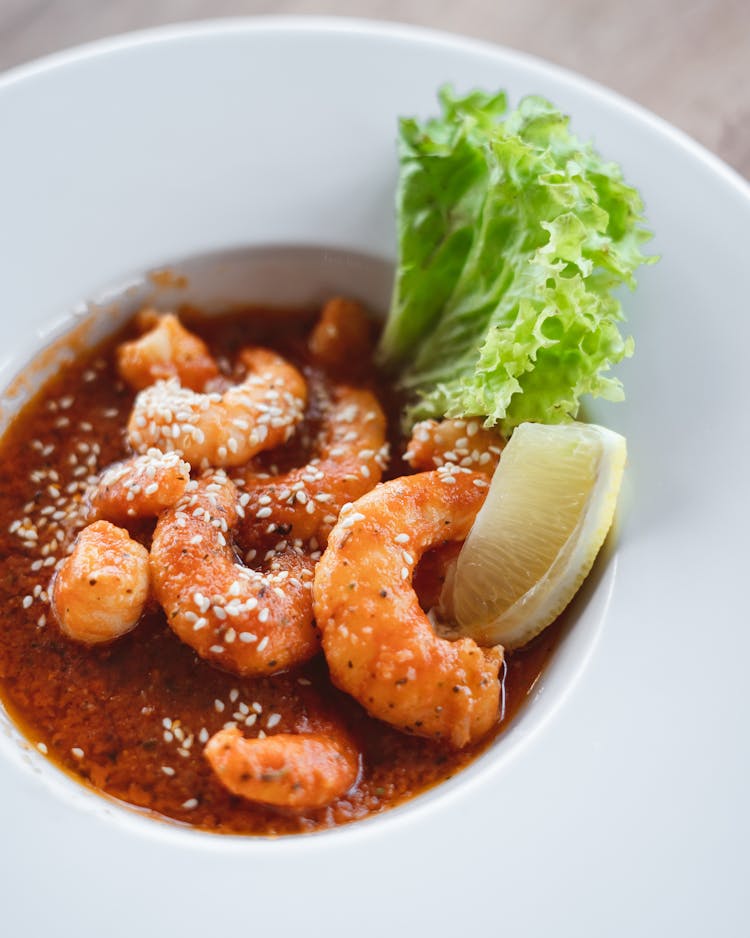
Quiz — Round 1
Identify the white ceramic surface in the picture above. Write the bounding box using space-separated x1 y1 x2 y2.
0 17 748 938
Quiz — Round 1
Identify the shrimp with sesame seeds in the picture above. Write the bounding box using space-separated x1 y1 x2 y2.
308 297 374 376
313 468 503 749
405 418 505 474
117 310 219 391
150 472 319 676
51 520 150 644
127 347 307 469
89 449 191 522
239 383 388 548
204 716 359 809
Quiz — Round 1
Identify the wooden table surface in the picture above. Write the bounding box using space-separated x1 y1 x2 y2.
1 0 748 178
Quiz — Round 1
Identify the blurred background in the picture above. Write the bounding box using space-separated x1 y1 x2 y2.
1 0 747 177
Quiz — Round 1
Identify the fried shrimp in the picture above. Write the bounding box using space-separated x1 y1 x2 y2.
405 418 505 474
117 310 219 391
150 472 318 676
239 384 388 547
204 718 359 809
308 297 374 373
89 449 191 522
52 521 150 644
127 347 307 469
314 468 504 748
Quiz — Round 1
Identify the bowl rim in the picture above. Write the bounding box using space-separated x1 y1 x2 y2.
1 12 748 202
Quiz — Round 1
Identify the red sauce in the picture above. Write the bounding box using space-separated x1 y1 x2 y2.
0 308 566 835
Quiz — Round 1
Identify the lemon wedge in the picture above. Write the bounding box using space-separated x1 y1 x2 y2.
441 421 626 649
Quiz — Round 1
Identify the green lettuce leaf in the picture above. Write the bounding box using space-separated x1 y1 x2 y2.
377 87 654 432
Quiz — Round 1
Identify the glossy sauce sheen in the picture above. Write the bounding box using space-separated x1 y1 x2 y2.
0 309 565 835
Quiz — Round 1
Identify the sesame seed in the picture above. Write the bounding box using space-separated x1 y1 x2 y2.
161 766 175 776
266 713 281 729
36 742 48 755
71 747 84 759
340 511 365 529
182 799 198 810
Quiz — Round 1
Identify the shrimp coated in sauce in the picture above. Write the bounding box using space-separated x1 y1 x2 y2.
308 297 374 375
52 520 150 644
313 468 503 748
204 717 359 809
239 382 388 548
405 418 504 474
117 310 219 391
150 472 318 676
127 347 307 469
89 449 191 522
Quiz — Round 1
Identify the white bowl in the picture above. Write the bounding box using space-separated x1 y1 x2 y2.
1 17 748 938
